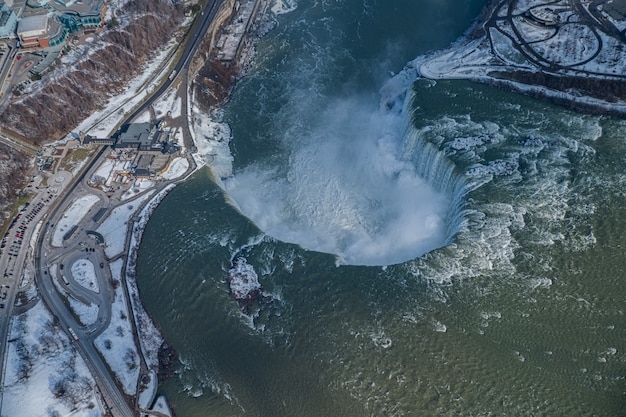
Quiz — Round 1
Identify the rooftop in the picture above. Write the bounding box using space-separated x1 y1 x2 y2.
17 14 48 36
27 0 105 15
0 10 11 28
117 123 154 146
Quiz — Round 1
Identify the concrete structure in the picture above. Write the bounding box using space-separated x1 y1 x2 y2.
0 2 17 39
133 153 154 177
527 7 560 26
215 0 262 64
82 123 176 155
17 14 48 47
16 0 107 50
82 135 115 146
114 123 167 151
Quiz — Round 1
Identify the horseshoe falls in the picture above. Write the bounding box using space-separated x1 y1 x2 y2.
222 88 470 266
135 1 626 416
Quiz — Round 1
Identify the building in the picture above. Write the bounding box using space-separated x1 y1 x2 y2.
0 2 17 39
133 154 154 177
114 123 168 151
17 0 107 50
82 135 115 146
17 14 48 48
215 0 261 65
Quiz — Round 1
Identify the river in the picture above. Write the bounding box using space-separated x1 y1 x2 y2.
136 1 626 415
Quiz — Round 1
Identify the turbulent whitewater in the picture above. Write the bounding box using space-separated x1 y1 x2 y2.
222 88 468 266
135 1 626 416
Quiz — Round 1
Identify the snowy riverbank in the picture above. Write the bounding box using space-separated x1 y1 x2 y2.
414 0 626 115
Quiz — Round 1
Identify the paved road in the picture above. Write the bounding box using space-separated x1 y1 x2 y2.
0 40 18 110
485 0 623 73
0 172 71 410
1 1 227 416
128 0 225 123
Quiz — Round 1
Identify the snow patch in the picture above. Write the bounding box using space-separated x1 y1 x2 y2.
2 301 103 417
189 104 232 180
97 191 154 258
68 296 99 326
52 194 100 247
71 258 100 293
121 178 155 201
93 284 139 395
159 157 189 180
150 396 174 417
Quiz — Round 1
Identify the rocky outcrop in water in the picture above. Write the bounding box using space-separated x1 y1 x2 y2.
157 340 179 383
228 257 263 309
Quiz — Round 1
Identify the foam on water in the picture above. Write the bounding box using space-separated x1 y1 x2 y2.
391 82 608 289
271 0 298 15
224 94 461 266
136 0 626 413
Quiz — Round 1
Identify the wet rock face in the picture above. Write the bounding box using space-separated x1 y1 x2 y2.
228 257 262 302
0 0 184 142
157 340 179 383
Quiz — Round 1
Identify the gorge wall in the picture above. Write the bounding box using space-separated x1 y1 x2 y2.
0 0 184 143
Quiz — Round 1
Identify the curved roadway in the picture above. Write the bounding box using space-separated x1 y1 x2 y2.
28 1 226 416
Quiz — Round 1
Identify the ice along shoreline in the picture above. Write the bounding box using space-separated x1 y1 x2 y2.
412 0 626 116
1 0 276 416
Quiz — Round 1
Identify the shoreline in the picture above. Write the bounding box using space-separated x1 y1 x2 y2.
95 0 626 414
415 0 626 116
7 0 625 415
117 0 275 409
134 0 626 392
0 1 273 415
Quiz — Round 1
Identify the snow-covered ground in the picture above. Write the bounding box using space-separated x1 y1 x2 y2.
73 31 190 140
70 258 100 293
160 157 189 180
149 396 174 417
153 87 182 119
93 278 139 396
188 103 232 180
29 220 42 252
91 157 130 187
1 301 104 417
51 194 100 247
96 191 154 258
416 0 626 113
109 258 123 285
0 6 201 417
121 178 155 201
138 370 158 410
68 296 99 326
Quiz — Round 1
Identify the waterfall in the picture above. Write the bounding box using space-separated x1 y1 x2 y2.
401 88 471 245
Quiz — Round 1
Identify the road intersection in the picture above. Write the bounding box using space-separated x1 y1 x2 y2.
0 1 226 415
